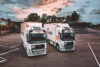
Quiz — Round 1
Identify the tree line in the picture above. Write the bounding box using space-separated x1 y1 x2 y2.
25 11 80 23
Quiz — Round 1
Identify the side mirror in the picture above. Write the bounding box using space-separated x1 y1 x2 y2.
43 30 45 32
43 28 46 32
29 30 33 33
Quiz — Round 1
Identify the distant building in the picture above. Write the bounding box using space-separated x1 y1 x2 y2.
0 20 9 29
0 21 7 25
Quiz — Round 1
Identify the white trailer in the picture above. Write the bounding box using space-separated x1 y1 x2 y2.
21 22 47 56
44 23 75 51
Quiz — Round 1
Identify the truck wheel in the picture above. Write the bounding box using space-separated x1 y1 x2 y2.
26 51 29 57
25 48 30 57
48 40 51 45
21 42 23 45
56 44 59 51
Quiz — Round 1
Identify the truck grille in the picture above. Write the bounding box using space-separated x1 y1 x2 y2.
33 44 45 49
64 42 74 49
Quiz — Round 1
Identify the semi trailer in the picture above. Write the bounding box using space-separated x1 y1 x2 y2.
21 22 47 56
44 23 75 51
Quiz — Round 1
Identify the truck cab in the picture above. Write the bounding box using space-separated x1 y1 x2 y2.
56 26 75 51
21 22 47 56
44 23 75 51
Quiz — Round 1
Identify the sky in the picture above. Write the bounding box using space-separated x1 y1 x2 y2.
0 0 70 21
58 0 100 24
0 0 100 24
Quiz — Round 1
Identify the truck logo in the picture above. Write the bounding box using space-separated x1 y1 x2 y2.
56 35 60 40
46 30 48 34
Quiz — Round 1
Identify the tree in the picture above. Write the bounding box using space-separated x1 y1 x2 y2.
27 13 40 22
51 15 56 22
6 18 11 23
65 15 71 23
71 11 80 22
41 14 47 23
0 18 5 21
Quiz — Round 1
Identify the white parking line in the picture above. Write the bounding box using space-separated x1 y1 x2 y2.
0 57 7 63
88 42 100 67
5 42 15 46
0 41 17 46
0 48 19 56
0 45 10 48
11 44 21 48
0 44 21 48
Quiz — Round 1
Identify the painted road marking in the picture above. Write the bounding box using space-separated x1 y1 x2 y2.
11 44 21 48
0 44 21 48
5 42 16 46
0 45 10 48
0 41 19 46
88 42 100 67
0 57 7 63
0 48 19 56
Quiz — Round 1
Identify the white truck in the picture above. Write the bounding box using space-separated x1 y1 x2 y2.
21 22 47 56
44 23 75 51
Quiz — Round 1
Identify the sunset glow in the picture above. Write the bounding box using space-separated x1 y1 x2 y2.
12 0 70 21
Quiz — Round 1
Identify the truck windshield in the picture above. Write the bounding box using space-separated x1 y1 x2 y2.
28 33 47 44
61 33 75 41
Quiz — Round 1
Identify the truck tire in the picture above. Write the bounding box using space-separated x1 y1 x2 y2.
26 51 29 57
21 42 23 45
48 40 51 45
25 48 29 57
56 44 59 51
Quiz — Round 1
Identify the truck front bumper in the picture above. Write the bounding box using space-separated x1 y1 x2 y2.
59 41 75 51
27 49 47 56
59 47 75 51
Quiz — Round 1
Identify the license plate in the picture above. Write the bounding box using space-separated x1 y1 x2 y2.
33 51 43 54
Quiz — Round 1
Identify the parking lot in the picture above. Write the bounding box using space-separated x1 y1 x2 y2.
0 28 100 67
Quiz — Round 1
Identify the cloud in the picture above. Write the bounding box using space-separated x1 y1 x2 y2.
0 0 76 21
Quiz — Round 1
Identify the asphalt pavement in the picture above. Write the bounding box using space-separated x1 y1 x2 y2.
0 28 100 67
